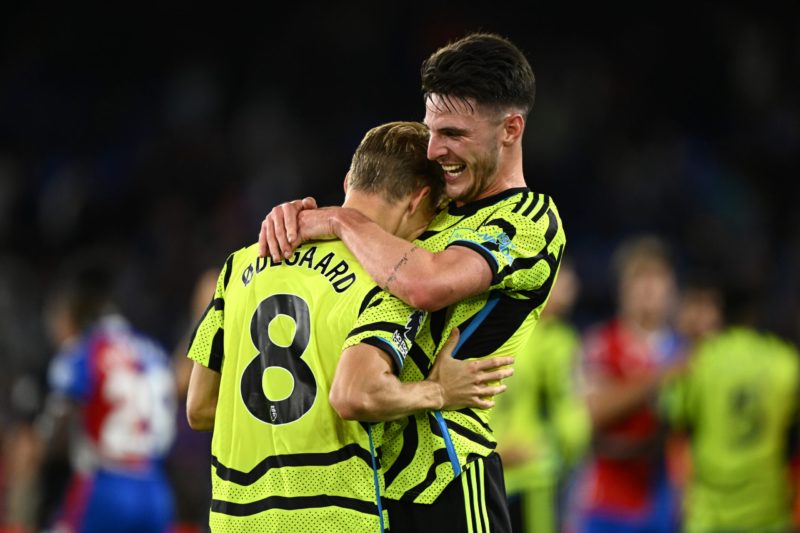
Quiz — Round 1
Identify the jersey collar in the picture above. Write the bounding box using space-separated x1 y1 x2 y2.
447 187 530 217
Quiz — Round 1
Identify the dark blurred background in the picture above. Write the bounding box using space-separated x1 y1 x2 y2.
0 1 798 438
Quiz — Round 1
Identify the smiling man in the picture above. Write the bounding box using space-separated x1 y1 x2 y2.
260 33 566 532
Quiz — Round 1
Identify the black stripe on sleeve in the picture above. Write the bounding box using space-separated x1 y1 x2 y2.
208 328 224 372
494 207 563 287
530 194 551 222
347 321 401 338
521 191 541 217
186 297 222 355
447 240 500 282
360 337 404 374
511 191 533 214
358 286 384 316
222 253 235 290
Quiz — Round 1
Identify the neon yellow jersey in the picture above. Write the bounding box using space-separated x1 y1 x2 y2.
345 188 566 503
187 242 389 532
492 316 590 495
663 327 800 532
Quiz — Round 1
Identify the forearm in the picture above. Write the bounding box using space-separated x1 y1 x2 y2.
331 370 444 422
586 374 662 430
332 209 488 311
186 362 220 431
186 398 216 431
331 209 435 307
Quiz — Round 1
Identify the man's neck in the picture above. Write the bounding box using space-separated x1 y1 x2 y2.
342 192 402 235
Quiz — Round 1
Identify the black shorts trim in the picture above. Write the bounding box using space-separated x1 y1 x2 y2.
385 452 510 533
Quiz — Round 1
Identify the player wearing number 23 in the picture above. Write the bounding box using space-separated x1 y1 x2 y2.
45 257 177 532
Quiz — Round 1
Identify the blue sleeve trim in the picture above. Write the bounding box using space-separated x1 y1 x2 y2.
447 240 501 284
361 337 404 375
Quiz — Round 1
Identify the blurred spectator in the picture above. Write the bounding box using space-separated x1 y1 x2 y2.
37 250 177 532
675 278 724 348
663 287 800 532
570 235 686 532
493 259 590 533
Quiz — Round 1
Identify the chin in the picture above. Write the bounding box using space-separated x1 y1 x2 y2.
446 182 469 202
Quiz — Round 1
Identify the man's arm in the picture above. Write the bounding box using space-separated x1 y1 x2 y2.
260 205 492 311
329 329 514 422
186 362 220 431
584 364 687 430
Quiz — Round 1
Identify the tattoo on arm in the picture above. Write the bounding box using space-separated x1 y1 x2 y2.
383 245 418 291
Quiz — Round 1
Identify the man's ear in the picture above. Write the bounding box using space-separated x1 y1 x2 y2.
343 173 350 194
407 185 431 217
502 114 525 146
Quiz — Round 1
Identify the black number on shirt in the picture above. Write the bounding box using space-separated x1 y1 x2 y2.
240 294 316 425
729 385 764 447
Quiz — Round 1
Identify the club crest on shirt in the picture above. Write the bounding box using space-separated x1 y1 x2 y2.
449 227 516 266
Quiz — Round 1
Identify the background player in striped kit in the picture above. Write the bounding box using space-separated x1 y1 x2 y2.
40 251 177 532
260 32 565 533
186 121 513 532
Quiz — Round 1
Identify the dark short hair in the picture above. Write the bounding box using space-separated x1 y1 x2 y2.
421 32 536 118
48 249 118 331
348 121 445 212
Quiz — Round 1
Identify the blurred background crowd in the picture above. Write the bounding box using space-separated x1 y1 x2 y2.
1 2 798 532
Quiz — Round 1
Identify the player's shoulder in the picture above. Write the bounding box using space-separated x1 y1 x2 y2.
493 188 560 219
489 189 565 246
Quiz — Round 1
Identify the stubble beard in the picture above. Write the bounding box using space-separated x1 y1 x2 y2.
452 144 500 204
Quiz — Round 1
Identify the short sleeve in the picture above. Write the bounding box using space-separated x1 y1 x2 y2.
447 196 566 298
344 290 427 374
186 255 233 373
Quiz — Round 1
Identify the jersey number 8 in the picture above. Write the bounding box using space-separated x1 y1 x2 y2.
240 294 317 425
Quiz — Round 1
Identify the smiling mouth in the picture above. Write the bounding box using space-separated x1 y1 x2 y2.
441 163 466 177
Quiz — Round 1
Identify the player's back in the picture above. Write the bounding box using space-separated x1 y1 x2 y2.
194 241 386 532
48 316 177 532
668 327 800 531
49 316 177 469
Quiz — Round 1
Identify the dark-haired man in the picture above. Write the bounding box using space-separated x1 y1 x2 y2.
260 33 565 532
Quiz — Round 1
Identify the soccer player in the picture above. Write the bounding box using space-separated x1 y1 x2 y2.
40 252 177 532
260 33 565 532
663 288 800 532
572 235 685 533
186 121 513 532
492 259 590 533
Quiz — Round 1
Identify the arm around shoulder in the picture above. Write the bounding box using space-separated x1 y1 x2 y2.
329 344 445 422
331 208 492 311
